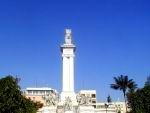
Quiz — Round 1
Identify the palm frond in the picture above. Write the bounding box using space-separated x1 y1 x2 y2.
110 84 120 90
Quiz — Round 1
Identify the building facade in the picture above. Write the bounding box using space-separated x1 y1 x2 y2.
78 90 97 108
24 87 57 106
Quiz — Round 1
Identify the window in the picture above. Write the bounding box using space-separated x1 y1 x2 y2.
81 94 85 96
28 90 32 95
42 91 45 95
92 94 96 98
46 91 50 94
93 105 96 108
35 90 38 94
92 100 96 103
33 91 36 95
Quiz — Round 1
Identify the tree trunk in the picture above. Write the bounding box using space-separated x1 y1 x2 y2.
124 92 127 113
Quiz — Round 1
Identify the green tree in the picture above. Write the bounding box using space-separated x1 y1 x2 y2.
145 75 150 86
107 95 112 103
127 85 150 113
110 75 137 113
0 75 42 113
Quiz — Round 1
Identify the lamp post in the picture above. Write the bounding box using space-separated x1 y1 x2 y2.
105 103 109 113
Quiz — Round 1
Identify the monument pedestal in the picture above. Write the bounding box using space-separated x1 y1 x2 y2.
60 91 78 106
78 105 94 113
38 106 57 113
65 111 74 113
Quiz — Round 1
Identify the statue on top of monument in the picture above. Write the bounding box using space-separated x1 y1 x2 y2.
65 29 72 44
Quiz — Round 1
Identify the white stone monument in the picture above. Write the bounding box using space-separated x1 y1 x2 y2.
38 29 94 113
60 29 77 106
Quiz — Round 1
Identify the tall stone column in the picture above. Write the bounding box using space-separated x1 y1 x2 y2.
60 29 77 105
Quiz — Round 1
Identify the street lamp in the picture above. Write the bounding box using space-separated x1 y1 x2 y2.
105 103 109 113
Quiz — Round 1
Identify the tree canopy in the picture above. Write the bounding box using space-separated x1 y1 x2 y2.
127 77 150 113
145 75 150 86
110 75 137 113
0 75 42 113
107 95 112 103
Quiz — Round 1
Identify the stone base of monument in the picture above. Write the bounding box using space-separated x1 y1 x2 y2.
60 92 78 105
77 105 94 113
38 105 94 113
57 103 78 113
65 111 74 113
38 106 57 113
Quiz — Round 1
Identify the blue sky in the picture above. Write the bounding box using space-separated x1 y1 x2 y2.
0 0 150 101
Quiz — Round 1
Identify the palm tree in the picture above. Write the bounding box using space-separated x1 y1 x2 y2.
107 95 112 103
110 75 137 113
